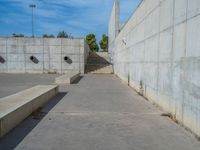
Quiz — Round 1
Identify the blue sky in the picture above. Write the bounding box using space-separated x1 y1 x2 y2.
0 0 141 40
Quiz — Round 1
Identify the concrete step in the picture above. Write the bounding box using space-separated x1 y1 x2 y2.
0 85 58 137
86 64 113 74
55 72 80 85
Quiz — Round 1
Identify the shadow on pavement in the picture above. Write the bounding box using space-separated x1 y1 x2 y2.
71 75 84 84
0 92 67 150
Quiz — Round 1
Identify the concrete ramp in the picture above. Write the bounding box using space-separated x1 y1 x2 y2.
0 85 58 137
86 52 113 74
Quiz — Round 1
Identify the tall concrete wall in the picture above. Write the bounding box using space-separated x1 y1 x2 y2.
108 0 120 56
0 38 89 74
109 0 200 137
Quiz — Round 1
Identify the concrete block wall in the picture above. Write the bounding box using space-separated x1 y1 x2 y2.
0 38 89 74
109 0 200 137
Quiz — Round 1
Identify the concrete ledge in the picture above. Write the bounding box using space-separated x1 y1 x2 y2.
0 85 58 138
55 73 80 85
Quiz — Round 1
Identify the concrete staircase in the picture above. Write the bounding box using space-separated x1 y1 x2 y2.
85 52 113 74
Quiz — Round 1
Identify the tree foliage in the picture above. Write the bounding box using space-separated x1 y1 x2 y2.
43 34 55 38
57 31 74 38
86 34 99 52
57 31 69 38
12 33 24 37
99 34 108 52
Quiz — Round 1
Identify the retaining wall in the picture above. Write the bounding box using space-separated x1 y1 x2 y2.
0 38 89 74
109 0 200 137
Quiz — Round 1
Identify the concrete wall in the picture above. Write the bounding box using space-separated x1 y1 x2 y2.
109 0 200 137
108 0 120 57
0 38 89 74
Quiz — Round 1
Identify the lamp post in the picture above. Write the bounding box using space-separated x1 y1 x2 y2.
29 4 36 37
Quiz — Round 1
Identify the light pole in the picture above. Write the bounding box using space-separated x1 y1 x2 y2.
29 4 36 37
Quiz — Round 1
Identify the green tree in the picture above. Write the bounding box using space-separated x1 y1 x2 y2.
86 34 99 52
57 31 69 38
43 34 55 38
99 34 108 52
12 33 24 37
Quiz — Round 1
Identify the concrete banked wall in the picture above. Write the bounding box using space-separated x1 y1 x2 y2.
109 0 200 136
0 38 89 74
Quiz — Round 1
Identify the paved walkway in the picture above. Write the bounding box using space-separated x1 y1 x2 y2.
0 74 200 150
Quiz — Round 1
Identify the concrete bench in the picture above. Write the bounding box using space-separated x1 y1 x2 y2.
0 85 58 138
55 73 80 85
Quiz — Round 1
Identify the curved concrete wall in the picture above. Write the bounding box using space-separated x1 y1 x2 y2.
109 0 200 137
0 38 89 74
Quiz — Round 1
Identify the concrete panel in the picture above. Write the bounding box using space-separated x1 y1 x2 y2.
160 0 174 31
49 62 61 74
145 7 159 38
144 35 159 62
44 38 61 46
173 22 186 61
159 29 173 62
62 62 80 70
186 15 200 57
8 53 25 62
0 38 7 46
25 46 43 54
158 63 172 96
187 0 200 18
62 38 81 46
0 45 6 53
49 53 61 62
48 46 62 54
61 46 80 54
133 42 145 62
145 0 160 14
23 38 43 46
136 21 145 43
6 38 18 45
143 63 158 89
7 62 25 73
7 45 25 54
172 62 184 121
174 0 187 24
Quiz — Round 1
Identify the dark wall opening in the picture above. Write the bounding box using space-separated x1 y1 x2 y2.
0 56 5 64
64 56 72 64
30 56 39 64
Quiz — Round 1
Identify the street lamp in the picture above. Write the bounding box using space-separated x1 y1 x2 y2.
29 4 36 37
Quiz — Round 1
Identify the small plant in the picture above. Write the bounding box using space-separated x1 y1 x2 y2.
43 34 55 38
12 33 24 37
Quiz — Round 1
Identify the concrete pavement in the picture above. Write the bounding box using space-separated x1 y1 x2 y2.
0 74 58 98
0 74 200 150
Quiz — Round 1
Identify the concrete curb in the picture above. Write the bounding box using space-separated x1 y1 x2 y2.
0 85 58 138
55 73 80 85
